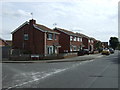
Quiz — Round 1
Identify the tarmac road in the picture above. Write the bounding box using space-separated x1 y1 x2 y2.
2 51 119 89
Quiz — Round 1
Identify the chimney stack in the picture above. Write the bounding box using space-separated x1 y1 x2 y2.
29 19 36 25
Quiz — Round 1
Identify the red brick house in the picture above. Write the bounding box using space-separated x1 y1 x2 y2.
54 28 83 53
102 42 108 49
6 40 12 46
76 33 89 50
88 37 95 52
76 33 95 52
11 19 60 56
0 38 9 46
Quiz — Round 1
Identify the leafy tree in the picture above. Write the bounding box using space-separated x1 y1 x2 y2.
94 41 101 50
109 37 119 50
94 41 103 52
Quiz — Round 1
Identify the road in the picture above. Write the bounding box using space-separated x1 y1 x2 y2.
2 51 119 89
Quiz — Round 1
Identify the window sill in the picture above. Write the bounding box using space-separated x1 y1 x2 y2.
47 39 53 40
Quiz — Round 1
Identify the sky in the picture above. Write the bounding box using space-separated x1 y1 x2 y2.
0 0 119 42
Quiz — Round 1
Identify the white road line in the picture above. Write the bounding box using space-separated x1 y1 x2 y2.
5 68 67 90
5 60 95 90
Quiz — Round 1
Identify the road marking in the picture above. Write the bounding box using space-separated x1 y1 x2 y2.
5 68 68 90
5 60 95 89
97 56 103 58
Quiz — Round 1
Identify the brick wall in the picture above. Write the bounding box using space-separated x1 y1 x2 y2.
12 22 45 55
54 29 70 53
82 37 88 49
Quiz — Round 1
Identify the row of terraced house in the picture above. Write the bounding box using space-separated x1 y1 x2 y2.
11 19 106 57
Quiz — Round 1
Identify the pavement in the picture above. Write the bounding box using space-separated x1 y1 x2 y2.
2 53 104 63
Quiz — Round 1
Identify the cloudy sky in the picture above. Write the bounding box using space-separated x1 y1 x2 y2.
0 0 119 42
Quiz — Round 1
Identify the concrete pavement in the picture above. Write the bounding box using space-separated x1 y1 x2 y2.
2 53 104 63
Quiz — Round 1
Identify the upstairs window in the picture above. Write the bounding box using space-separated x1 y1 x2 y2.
91 40 94 43
47 33 53 40
79 37 82 42
70 36 73 41
54 34 57 40
77 37 79 41
89 39 91 43
24 34 28 40
74 37 77 41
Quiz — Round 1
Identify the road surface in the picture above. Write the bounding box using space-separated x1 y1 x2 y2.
2 51 119 89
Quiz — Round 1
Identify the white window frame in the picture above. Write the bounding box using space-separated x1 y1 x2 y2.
79 37 82 42
89 39 91 43
47 33 53 40
77 37 79 41
74 37 77 41
70 36 73 41
91 40 94 43
24 34 28 40
73 46 77 51
47 46 54 54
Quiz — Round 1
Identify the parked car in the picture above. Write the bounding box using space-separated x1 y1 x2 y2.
109 48 114 54
98 48 103 53
83 49 90 55
78 49 89 56
101 49 110 55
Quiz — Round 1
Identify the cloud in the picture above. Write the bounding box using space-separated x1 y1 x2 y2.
1 1 119 41
3 9 31 18
17 9 31 17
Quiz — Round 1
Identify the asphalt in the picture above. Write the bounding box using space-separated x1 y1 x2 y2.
2 53 104 63
2 51 119 88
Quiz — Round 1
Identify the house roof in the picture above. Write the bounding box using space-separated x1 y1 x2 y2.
6 40 12 46
11 19 59 34
75 33 90 39
0 38 10 46
34 24 59 34
89 37 96 40
55 28 80 37
0 37 6 43
55 28 94 39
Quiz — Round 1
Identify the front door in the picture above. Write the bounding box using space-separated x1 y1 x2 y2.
47 46 53 54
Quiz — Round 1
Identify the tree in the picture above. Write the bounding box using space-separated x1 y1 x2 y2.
94 41 101 50
94 41 103 52
109 37 119 50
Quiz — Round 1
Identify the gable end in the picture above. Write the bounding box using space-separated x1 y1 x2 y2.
11 21 29 34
